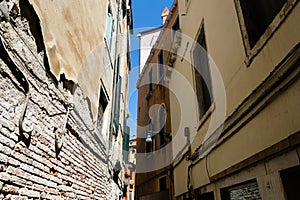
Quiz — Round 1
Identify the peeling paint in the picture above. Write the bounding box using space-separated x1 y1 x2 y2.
28 0 108 118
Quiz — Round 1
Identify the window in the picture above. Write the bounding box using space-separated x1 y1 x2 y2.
158 104 166 146
197 192 214 200
235 0 297 62
97 86 108 132
193 24 213 120
145 141 152 153
113 56 122 132
158 50 164 83
114 75 122 131
172 17 180 40
159 176 167 191
148 68 153 94
280 165 300 200
105 6 114 51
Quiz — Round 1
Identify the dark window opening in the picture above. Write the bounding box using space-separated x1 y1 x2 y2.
172 17 180 32
106 5 114 50
280 165 300 200
197 191 214 200
158 50 164 83
97 87 108 132
145 141 152 153
172 17 180 40
193 25 213 120
159 176 167 191
239 0 287 48
148 68 153 94
159 104 166 146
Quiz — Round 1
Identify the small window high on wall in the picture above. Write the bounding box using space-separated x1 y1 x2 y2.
234 0 297 63
239 0 287 48
105 6 114 51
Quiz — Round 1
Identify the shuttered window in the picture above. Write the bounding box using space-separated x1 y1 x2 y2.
105 11 114 51
159 104 166 146
114 75 122 130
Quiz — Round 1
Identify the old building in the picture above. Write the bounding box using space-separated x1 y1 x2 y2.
123 138 137 200
135 3 179 200
168 0 300 199
137 27 161 75
0 0 132 199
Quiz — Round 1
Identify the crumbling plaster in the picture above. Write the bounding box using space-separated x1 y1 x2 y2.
28 0 110 118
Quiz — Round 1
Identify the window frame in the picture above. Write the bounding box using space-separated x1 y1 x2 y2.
105 6 115 51
158 104 166 147
97 83 109 134
158 49 164 84
190 20 214 124
148 68 153 95
158 175 168 192
234 0 298 65
171 17 180 40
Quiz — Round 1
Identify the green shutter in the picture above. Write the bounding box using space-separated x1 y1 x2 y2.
123 126 130 164
106 13 114 50
114 76 122 130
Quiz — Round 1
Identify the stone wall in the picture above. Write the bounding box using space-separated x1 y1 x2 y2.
0 0 120 199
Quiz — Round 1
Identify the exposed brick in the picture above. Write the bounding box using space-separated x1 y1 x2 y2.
0 132 15 148
0 153 8 164
7 157 21 167
1 184 19 195
0 1 122 198
10 195 28 200
0 116 15 132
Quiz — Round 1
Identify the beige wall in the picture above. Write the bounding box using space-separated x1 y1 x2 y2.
171 0 300 197
29 0 111 118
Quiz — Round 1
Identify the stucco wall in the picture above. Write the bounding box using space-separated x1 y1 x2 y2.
172 0 300 197
28 0 110 118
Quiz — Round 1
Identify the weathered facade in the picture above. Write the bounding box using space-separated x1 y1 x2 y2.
137 27 161 75
0 0 132 199
135 3 178 200
123 139 136 200
168 0 300 199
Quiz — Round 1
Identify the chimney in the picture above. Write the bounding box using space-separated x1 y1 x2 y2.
161 7 170 24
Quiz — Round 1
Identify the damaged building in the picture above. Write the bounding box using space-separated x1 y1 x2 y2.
0 0 132 199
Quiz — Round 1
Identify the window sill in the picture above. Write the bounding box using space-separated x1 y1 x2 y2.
197 102 215 132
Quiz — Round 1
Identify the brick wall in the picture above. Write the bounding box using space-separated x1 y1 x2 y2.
0 0 119 199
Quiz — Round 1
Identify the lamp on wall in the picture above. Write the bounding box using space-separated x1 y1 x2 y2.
145 131 152 143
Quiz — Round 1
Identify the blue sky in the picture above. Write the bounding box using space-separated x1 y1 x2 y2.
127 0 174 139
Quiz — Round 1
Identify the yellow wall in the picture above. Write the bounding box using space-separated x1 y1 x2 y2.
29 0 111 118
